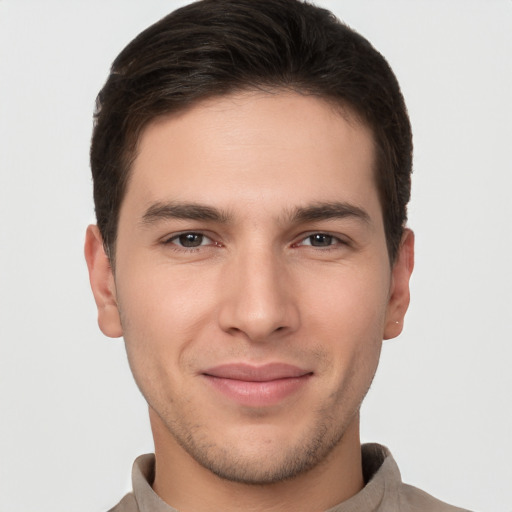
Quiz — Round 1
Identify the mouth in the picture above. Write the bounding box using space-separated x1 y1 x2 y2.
201 363 313 407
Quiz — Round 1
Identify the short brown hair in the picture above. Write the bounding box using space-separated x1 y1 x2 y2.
91 0 412 263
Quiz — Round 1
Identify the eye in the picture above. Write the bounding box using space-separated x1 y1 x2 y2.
299 233 339 247
298 233 340 247
166 232 213 248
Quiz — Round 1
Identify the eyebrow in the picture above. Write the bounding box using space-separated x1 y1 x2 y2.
141 202 231 224
140 200 371 226
289 202 371 224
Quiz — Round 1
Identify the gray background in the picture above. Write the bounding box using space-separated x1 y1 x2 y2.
1 1 511 511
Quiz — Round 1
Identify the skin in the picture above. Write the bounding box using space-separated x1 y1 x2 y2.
85 91 414 512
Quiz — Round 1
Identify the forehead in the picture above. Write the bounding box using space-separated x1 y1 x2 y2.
124 91 379 224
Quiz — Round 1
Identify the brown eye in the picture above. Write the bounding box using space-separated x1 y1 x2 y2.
178 233 203 247
170 232 209 248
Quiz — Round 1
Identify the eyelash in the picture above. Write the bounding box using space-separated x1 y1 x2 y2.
162 231 348 252
163 232 218 251
293 233 347 249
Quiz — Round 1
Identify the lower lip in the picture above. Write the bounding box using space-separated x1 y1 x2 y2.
203 374 312 407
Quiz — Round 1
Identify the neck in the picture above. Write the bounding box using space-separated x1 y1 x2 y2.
150 408 364 512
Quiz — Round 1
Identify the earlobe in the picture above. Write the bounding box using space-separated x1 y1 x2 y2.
84 225 123 338
384 229 415 340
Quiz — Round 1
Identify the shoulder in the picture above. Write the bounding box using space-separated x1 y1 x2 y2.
107 492 139 512
400 483 473 512
361 444 473 512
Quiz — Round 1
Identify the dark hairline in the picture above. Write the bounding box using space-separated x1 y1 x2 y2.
106 87 372 261
91 0 412 269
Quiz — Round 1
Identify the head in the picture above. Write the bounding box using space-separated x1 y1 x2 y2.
85 0 414 499
90 0 412 266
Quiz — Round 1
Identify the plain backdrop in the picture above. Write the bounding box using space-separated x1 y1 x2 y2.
1 1 511 511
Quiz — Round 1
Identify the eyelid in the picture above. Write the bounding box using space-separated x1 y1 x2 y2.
160 230 350 249
162 231 218 248
293 231 350 248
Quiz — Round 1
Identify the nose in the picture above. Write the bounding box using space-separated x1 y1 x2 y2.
217 247 300 343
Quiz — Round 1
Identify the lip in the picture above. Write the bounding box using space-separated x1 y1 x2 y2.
202 363 313 407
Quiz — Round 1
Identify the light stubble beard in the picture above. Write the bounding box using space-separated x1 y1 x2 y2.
154 399 361 486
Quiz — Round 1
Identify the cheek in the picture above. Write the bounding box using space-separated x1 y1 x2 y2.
118 262 217 333
299 264 389 380
301 263 390 335
115 266 219 389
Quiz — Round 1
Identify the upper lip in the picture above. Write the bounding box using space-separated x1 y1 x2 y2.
202 363 312 382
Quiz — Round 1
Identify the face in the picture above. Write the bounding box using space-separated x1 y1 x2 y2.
86 91 413 485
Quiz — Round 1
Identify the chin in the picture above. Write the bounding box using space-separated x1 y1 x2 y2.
171 416 348 485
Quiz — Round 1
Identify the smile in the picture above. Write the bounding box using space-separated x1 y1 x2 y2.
202 363 313 407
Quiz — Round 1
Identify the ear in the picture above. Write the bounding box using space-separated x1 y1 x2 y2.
84 225 123 338
383 229 415 340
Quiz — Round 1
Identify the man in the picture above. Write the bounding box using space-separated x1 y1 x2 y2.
84 1 469 511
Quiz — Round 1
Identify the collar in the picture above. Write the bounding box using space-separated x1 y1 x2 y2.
130 443 400 512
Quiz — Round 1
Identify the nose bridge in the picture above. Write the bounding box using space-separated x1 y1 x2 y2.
218 241 299 341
